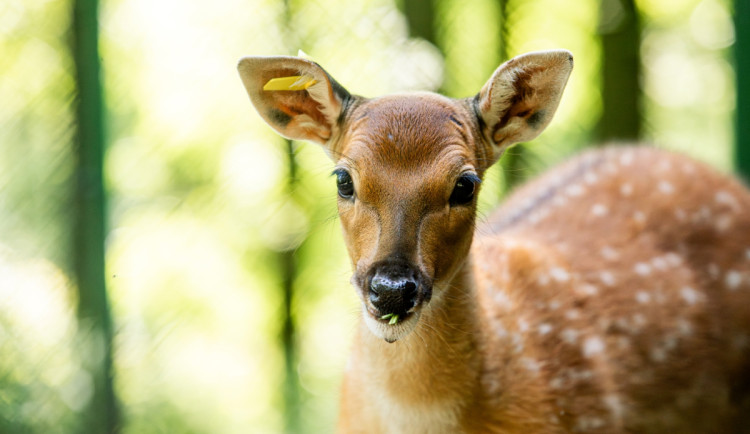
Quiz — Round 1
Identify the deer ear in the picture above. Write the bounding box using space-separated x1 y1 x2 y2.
473 50 573 161
238 56 352 151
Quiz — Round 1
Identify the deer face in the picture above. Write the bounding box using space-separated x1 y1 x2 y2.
238 50 573 342
334 94 484 341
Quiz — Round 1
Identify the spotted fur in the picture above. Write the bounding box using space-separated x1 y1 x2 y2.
238 51 750 433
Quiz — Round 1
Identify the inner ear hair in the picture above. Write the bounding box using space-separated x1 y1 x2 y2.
475 50 573 161
237 56 352 147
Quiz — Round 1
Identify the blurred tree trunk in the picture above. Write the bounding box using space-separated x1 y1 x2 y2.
401 0 445 94
495 0 526 194
736 0 750 180
597 0 641 142
71 0 118 432
279 1 302 432
281 140 301 434
401 0 438 47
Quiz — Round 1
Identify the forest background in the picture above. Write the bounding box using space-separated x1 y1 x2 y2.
1 0 748 432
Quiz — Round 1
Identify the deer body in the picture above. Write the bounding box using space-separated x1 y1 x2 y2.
238 51 750 433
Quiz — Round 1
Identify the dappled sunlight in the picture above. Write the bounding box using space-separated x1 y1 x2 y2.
640 0 734 169
0 248 85 431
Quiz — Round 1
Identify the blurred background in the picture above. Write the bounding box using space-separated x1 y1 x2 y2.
1 0 748 432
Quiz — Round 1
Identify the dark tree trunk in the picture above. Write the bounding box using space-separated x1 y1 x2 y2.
736 0 750 180
281 139 301 434
402 0 438 46
597 0 642 142
71 0 118 431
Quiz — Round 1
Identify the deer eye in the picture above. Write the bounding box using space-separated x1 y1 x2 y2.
334 169 354 199
449 174 480 206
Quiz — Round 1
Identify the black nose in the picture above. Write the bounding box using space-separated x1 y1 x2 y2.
368 262 419 316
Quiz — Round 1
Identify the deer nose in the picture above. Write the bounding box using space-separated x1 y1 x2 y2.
368 266 419 317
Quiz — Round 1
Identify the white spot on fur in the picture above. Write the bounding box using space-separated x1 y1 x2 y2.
664 253 683 266
521 357 541 374
600 271 616 286
614 317 630 331
674 208 687 221
633 211 646 224
634 262 651 276
663 335 678 351
566 184 585 197
681 162 695 174
511 332 524 353
561 328 579 344
570 369 594 381
494 291 512 308
584 172 598 185
620 183 633 196
726 270 742 290
715 214 732 232
583 336 605 358
550 377 565 389
553 195 567 207
601 246 619 261
591 204 609 217
577 284 598 296
676 319 693 336
658 181 674 194
657 160 672 172
575 416 606 431
708 263 720 279
651 347 667 362
635 291 651 304
715 190 741 211
517 318 529 333
604 394 625 423
539 323 553 335
550 267 570 282
693 206 712 222
632 313 647 329
537 274 550 286
565 309 581 320
680 286 702 305
619 152 634 166
494 322 509 338
651 256 668 271
549 300 561 310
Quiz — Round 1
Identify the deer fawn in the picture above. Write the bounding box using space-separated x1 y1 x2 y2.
238 50 750 433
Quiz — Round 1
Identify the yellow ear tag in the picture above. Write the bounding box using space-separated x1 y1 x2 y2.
263 75 318 91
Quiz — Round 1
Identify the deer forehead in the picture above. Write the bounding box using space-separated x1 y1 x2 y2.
338 94 480 202
341 94 480 166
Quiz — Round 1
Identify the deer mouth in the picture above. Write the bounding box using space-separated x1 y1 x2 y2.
363 305 423 343
360 285 432 343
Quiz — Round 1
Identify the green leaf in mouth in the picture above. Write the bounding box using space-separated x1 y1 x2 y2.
380 313 399 324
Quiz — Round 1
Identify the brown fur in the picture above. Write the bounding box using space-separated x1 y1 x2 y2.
238 51 750 433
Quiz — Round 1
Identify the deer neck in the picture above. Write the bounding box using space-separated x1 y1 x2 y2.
355 259 484 414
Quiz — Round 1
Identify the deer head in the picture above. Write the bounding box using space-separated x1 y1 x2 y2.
238 50 573 342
